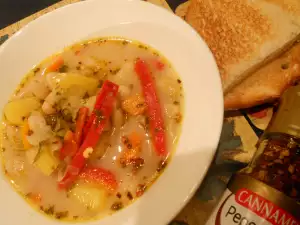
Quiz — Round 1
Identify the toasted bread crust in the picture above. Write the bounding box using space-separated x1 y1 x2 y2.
224 43 300 110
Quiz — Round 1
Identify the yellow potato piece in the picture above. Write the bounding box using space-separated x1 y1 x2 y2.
70 184 107 211
34 145 59 176
4 97 41 125
51 73 98 96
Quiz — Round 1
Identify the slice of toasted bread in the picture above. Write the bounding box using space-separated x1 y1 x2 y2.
185 0 300 93
224 42 300 110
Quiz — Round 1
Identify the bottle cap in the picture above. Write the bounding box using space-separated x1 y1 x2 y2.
267 85 300 138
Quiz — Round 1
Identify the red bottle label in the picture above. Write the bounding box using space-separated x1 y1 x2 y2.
235 189 298 225
205 189 299 225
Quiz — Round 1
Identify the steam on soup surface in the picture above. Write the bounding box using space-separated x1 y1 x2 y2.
0 37 183 221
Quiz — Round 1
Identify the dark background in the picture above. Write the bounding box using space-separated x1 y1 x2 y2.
0 0 60 29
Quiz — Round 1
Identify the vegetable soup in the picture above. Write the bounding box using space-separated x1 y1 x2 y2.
0 37 183 221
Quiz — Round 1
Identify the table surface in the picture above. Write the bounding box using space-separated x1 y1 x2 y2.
0 1 271 224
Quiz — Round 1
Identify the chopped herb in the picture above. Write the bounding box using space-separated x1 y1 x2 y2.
132 157 145 171
145 117 149 125
43 205 55 215
122 40 129 45
173 101 180 105
122 136 129 145
127 191 133 200
61 109 73 122
22 116 26 121
25 192 32 198
98 80 103 88
153 52 159 56
55 211 69 219
76 66 80 70
136 103 144 108
116 192 122 199
177 79 182 84
94 109 105 125
58 64 69 73
281 63 289 70
1 147 5 152
136 184 146 197
28 130 34 136
83 92 89 99
78 61 82 65
138 45 148 50
111 68 120 75
174 113 182 123
127 143 132 149
157 160 168 172
33 67 40 73
111 202 123 211
45 114 58 130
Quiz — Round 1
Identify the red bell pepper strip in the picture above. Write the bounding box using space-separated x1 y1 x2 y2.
59 130 77 160
83 81 118 138
74 107 89 147
58 80 119 189
79 167 118 193
134 59 167 156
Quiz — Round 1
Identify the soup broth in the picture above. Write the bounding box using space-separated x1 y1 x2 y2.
0 37 183 221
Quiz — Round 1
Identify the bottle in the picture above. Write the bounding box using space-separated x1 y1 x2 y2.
205 85 300 225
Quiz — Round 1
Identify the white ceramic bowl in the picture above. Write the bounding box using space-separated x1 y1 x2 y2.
0 0 223 224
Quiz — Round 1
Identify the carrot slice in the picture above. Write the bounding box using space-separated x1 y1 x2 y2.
59 130 77 160
44 57 64 74
22 120 32 150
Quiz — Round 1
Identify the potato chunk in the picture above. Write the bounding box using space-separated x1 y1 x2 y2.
4 97 41 125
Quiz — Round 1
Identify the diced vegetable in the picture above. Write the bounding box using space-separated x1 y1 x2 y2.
121 94 147 116
58 81 119 189
70 184 107 211
134 59 167 156
34 145 59 176
74 107 89 146
25 146 39 164
4 97 41 125
120 132 143 167
51 73 98 96
60 130 77 160
79 167 118 193
22 120 32 150
44 57 64 74
26 192 42 203
112 108 124 129
26 111 52 146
